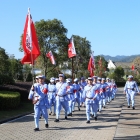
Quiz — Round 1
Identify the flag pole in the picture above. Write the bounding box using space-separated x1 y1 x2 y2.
28 8 34 84
72 57 74 83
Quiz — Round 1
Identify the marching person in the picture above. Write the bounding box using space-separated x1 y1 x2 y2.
66 78 74 116
124 75 140 109
79 77 87 107
48 77 56 116
83 77 98 123
100 78 108 108
111 79 117 100
28 75 49 131
72 78 81 112
106 78 112 103
96 77 102 112
54 74 68 122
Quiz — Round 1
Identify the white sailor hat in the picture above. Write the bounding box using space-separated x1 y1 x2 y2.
74 78 79 82
127 75 133 78
97 77 101 80
50 77 55 82
59 74 64 77
38 75 45 79
102 78 105 81
88 77 93 80
106 77 110 80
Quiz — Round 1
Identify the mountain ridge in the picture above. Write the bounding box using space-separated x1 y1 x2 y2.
98 54 140 62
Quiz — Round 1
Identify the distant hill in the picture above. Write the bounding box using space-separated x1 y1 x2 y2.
99 54 140 62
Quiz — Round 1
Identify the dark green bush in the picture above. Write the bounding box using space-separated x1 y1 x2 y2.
0 74 15 85
0 91 20 110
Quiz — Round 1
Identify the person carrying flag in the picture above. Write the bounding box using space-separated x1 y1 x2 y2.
28 75 49 131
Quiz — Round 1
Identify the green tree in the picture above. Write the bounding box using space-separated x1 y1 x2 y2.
9 57 23 80
0 47 10 75
114 66 125 81
94 56 108 77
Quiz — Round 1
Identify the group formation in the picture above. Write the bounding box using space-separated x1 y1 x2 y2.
28 74 118 131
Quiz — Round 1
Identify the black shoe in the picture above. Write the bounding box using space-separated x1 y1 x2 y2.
34 128 39 131
99 110 101 113
103 106 105 108
45 124 49 128
72 110 75 112
80 105 82 107
65 116 68 120
90 114 94 118
112 98 114 100
86 120 90 124
68 113 71 116
128 106 130 108
78 107 80 111
97 109 99 112
84 106 86 108
49 112 52 115
54 119 59 122
132 106 135 110
68 113 72 116
95 117 97 121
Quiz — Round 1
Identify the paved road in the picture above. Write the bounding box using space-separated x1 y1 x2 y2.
0 88 140 140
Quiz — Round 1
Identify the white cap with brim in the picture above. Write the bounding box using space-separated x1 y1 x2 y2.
97 77 101 80
102 78 105 80
127 75 133 78
59 74 64 77
35 76 39 79
93 76 97 78
88 77 93 80
66 78 72 83
38 75 45 79
74 78 79 82
106 77 110 80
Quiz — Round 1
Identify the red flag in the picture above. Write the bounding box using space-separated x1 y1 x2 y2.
68 36 76 58
88 53 95 77
46 51 56 65
131 65 135 70
21 8 40 64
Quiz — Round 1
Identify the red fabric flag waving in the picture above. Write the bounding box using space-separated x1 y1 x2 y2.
131 65 135 70
46 51 56 65
88 54 95 77
68 36 76 58
21 8 40 64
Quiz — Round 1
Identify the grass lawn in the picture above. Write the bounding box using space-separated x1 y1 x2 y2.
0 101 34 122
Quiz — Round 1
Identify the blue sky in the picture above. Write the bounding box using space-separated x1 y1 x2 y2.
0 0 140 59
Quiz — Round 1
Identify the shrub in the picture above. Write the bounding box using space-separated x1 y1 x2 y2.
0 74 15 85
0 91 20 110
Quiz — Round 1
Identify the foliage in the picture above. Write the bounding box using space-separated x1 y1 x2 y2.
0 47 10 75
0 74 15 85
0 91 20 110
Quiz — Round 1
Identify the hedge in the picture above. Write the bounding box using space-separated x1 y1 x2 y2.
0 74 15 85
116 82 140 87
0 91 20 110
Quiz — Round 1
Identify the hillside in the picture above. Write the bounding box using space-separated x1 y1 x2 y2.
100 54 140 62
